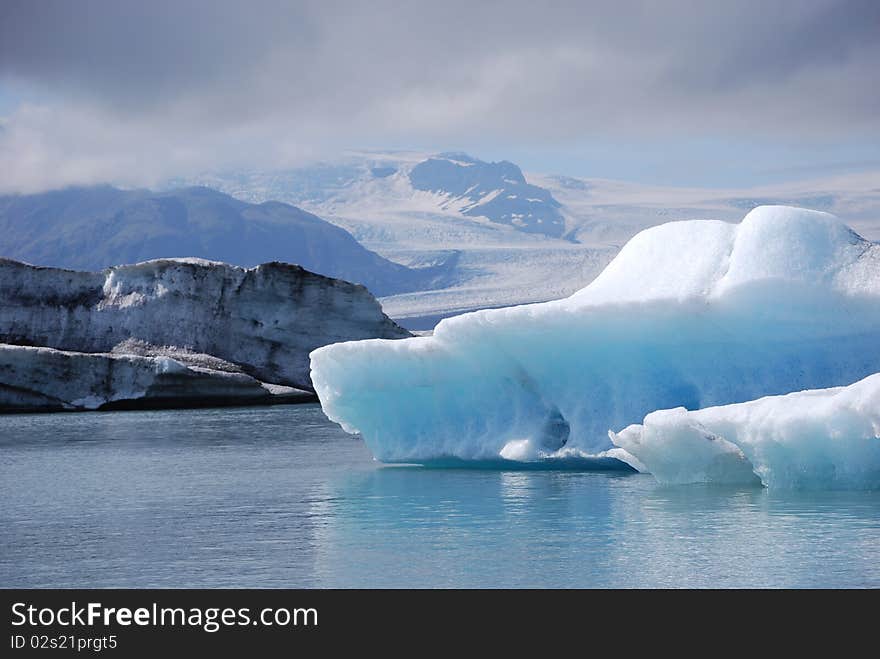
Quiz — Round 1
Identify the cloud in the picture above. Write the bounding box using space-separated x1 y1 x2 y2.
0 0 878 192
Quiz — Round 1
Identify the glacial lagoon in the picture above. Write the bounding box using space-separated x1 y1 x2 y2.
2 404 879 588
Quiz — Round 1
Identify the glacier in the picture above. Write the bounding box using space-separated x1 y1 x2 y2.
310 205 880 467
0 185 447 296
181 153 880 327
610 373 880 489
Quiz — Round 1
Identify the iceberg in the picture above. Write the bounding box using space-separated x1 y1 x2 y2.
0 343 312 412
310 206 880 465
610 373 880 489
0 257 410 393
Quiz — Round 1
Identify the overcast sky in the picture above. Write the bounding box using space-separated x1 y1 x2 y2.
1 0 878 192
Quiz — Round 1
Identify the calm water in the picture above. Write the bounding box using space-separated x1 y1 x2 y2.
2 404 879 588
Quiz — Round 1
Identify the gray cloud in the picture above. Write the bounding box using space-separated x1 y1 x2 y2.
0 0 878 192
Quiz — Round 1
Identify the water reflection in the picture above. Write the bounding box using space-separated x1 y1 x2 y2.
314 466 880 588
2 405 879 588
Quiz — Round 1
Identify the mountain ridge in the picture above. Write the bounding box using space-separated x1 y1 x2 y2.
0 185 452 296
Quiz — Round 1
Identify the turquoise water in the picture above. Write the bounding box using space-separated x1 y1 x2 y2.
2 404 879 588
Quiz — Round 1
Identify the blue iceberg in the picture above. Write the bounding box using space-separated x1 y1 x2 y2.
610 373 880 489
310 206 880 470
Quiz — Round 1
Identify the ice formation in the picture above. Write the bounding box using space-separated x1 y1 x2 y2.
0 257 409 392
311 206 880 465
610 373 880 489
0 343 311 412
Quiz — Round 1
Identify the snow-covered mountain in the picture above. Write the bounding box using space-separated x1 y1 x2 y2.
179 153 617 325
178 152 880 326
0 185 451 297
181 152 560 227
408 152 565 237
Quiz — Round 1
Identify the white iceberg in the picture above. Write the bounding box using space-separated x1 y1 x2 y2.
0 257 410 393
0 343 311 411
310 206 880 465
610 373 880 489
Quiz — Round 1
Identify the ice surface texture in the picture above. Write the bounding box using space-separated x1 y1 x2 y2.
0 343 311 411
0 257 409 392
311 206 880 465
610 373 880 489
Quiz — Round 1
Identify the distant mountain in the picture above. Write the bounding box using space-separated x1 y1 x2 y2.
408 153 565 237
180 151 567 239
175 153 880 326
0 185 451 296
